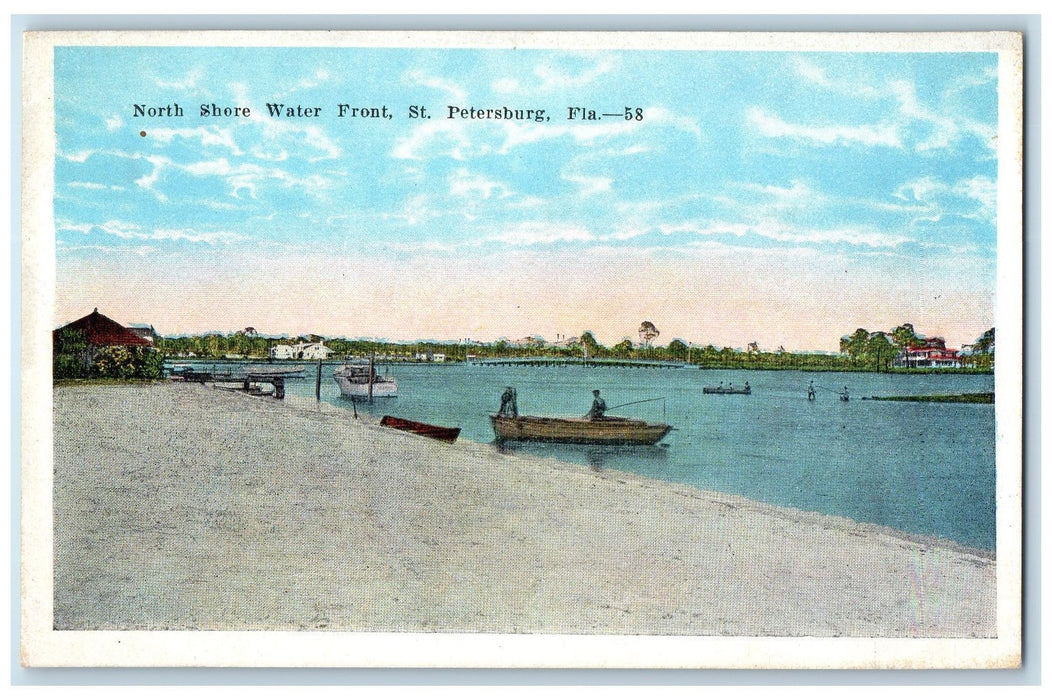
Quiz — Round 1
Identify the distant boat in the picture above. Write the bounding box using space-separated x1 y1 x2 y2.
380 415 460 443
490 414 672 445
333 363 398 398
703 385 751 395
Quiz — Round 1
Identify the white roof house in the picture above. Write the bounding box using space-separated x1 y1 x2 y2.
269 342 333 360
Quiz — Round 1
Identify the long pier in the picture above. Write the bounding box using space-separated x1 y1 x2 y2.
471 358 685 369
170 365 306 399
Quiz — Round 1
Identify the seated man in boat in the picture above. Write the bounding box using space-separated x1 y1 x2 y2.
498 386 518 417
587 389 607 420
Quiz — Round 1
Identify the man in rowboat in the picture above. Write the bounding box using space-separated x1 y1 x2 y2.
587 389 607 420
498 386 518 417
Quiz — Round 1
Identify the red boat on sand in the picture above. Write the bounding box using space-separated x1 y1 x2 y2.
380 415 461 443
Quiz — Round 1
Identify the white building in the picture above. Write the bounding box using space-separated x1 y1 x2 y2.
269 342 333 360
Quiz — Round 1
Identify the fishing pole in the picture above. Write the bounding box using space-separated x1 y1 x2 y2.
605 397 667 411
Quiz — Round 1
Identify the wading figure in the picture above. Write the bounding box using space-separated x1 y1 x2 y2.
498 386 518 417
807 381 816 401
587 389 607 420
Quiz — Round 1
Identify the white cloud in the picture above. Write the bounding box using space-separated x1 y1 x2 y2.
449 168 512 201
183 158 234 177
953 175 997 222
68 181 123 191
785 61 996 155
893 176 944 204
294 67 332 91
888 80 962 152
55 219 94 235
534 57 614 91
404 70 467 104
156 68 204 91
59 149 95 163
563 173 612 197
135 155 170 202
86 219 242 244
488 222 594 246
148 228 244 244
738 179 819 209
148 126 244 155
493 77 519 94
792 57 881 99
386 193 433 227
662 218 910 249
643 106 703 140
178 156 332 201
748 107 902 149
893 174 995 224
392 119 486 161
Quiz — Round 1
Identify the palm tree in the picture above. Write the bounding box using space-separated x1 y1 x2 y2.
638 321 660 349
612 338 634 359
973 328 995 354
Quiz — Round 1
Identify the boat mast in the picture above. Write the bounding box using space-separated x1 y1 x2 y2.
368 353 375 403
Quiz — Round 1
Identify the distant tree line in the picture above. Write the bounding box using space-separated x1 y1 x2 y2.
151 323 994 374
838 323 994 371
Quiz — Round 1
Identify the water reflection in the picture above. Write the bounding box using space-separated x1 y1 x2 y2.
494 440 670 471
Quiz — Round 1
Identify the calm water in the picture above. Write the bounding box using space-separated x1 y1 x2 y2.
177 361 996 550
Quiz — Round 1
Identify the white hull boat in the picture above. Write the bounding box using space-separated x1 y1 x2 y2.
333 364 398 398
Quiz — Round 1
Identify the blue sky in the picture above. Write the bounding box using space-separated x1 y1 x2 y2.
53 44 1000 350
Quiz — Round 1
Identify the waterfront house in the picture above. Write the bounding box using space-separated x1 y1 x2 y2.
413 352 447 362
893 337 963 369
269 341 332 360
53 308 153 370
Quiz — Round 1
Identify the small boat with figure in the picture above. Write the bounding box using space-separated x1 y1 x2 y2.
490 387 672 445
491 414 672 445
703 382 751 395
333 361 398 398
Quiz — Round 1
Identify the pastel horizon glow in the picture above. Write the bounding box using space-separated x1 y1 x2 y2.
53 45 999 351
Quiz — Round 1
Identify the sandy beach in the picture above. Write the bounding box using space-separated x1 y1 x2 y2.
51 382 996 637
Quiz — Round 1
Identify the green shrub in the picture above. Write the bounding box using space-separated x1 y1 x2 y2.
53 328 89 380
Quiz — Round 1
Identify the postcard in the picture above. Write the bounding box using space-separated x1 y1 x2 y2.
20 29 1023 669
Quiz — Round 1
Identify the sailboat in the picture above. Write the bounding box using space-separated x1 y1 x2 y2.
333 356 397 398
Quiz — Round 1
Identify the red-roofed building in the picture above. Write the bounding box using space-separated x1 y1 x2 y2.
893 336 963 368
53 308 154 376
55 308 152 349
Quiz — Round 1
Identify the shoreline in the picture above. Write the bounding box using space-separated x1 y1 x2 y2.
287 390 995 560
52 382 997 636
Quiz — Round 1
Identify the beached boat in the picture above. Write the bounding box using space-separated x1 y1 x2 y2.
333 363 398 398
490 414 672 445
380 415 461 443
702 385 751 395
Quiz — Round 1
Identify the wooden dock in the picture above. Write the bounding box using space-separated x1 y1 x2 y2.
174 365 306 399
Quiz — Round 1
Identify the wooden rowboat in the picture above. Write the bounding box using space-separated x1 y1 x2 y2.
490 414 672 445
702 386 751 395
380 415 461 443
